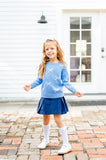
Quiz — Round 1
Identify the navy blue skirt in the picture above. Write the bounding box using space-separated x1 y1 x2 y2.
37 97 69 115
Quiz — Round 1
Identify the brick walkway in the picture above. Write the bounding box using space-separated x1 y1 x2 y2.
0 104 106 160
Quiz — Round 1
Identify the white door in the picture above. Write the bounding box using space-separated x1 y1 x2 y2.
62 12 103 93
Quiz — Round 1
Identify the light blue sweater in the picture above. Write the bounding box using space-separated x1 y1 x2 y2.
30 62 76 98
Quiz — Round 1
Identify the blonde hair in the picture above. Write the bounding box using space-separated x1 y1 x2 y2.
39 39 66 78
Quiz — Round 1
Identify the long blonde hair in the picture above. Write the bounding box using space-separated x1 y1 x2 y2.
39 39 66 78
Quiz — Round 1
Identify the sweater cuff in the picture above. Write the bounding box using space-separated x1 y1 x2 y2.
72 89 76 94
30 84 35 89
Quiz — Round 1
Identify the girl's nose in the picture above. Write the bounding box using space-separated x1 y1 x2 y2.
48 49 51 53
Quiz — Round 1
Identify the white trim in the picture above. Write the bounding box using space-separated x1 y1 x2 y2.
62 9 106 12
61 12 104 93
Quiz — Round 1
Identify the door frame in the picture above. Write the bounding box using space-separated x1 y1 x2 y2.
61 12 101 93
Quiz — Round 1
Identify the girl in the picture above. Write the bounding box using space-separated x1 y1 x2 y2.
24 39 82 154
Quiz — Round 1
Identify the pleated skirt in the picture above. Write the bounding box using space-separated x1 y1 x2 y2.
37 97 69 115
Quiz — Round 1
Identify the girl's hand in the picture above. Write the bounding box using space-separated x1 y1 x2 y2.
24 85 31 91
75 91 83 97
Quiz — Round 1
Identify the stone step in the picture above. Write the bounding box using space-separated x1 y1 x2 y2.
0 93 106 106
65 93 106 106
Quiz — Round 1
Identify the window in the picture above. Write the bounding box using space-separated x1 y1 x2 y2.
70 17 92 82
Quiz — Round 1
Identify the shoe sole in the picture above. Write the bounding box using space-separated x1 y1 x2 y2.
58 148 72 154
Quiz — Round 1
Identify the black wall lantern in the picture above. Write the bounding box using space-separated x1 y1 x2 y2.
38 12 48 24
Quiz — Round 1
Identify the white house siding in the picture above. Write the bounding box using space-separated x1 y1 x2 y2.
0 0 106 101
0 0 57 101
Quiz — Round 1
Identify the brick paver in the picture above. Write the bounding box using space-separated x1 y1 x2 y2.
77 153 89 160
0 104 106 160
64 154 76 160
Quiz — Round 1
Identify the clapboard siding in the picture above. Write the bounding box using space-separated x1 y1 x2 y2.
0 0 57 101
1 0 106 101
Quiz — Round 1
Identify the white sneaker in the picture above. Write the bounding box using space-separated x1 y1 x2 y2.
37 139 49 149
58 144 72 154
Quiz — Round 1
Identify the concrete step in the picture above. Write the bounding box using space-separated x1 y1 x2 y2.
65 93 106 106
0 93 106 106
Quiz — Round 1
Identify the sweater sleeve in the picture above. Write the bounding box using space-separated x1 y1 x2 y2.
61 66 76 94
30 76 43 89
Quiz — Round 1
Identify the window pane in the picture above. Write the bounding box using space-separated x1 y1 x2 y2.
82 31 91 42
87 44 91 56
70 44 76 56
82 17 91 29
76 40 86 56
81 71 91 82
81 58 91 69
70 31 80 42
81 44 91 56
70 71 80 82
70 17 80 29
70 57 80 69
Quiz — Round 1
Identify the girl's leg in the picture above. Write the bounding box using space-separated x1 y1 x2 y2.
54 114 64 128
54 114 72 154
54 114 69 145
43 115 51 125
43 115 51 141
38 115 50 149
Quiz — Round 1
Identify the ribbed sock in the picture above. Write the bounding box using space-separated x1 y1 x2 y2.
59 126 70 146
42 124 50 141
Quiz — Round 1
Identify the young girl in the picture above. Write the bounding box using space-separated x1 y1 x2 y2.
24 39 82 154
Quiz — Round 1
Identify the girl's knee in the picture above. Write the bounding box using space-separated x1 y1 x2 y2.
54 115 61 124
43 115 50 125
54 115 64 128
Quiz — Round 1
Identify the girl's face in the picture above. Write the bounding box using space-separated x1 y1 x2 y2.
45 42 58 62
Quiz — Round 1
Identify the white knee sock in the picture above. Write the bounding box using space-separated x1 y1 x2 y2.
59 126 70 146
42 124 50 141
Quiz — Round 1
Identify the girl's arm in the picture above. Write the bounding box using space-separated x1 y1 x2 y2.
24 77 43 92
61 67 82 97
30 77 43 89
